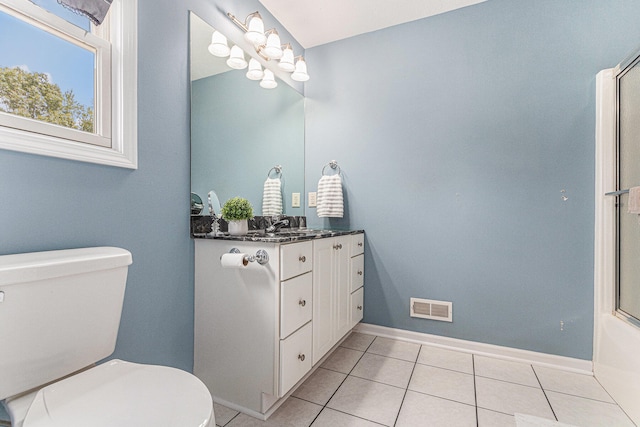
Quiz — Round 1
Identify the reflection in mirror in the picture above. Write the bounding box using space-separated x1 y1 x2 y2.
189 12 305 220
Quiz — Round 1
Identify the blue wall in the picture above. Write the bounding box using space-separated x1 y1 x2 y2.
305 0 640 359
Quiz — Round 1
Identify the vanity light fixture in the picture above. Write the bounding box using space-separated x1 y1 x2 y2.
228 10 310 82
226 45 248 70
260 69 278 89
278 44 295 72
246 58 264 80
291 56 310 82
208 30 230 57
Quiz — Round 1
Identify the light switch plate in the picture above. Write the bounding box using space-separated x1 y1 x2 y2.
308 192 317 207
292 192 300 208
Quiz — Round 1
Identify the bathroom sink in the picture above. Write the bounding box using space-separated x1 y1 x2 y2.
266 230 309 237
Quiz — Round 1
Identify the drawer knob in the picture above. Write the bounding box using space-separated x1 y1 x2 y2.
357 305 363 310
299 255 306 263
298 299 306 307
333 244 343 250
358 242 363 247
298 353 306 362
357 270 363 276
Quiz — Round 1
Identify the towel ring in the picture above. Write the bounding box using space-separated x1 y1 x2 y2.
322 160 341 176
267 165 283 178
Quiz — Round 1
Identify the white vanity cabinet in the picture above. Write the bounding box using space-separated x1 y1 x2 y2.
350 233 365 328
194 232 363 418
312 235 356 365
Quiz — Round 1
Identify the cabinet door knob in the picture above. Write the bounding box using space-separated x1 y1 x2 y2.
298 353 306 362
298 299 306 307
357 305 363 310
358 242 363 247
333 243 343 250
299 255 306 262
357 270 363 276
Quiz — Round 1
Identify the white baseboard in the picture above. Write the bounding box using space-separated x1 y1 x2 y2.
355 323 593 375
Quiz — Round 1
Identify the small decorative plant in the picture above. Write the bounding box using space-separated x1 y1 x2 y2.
221 197 254 221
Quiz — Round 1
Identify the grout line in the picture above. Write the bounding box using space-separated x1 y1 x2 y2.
307 336 372 426
322 408 389 426
473 354 479 427
392 344 420 426
532 364 558 421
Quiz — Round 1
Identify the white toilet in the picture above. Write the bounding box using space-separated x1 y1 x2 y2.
0 247 215 427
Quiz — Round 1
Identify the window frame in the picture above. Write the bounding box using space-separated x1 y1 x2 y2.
0 0 137 169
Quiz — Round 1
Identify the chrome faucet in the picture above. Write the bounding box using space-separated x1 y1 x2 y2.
266 218 289 233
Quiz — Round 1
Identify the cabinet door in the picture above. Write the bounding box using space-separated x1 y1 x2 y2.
351 233 365 256
312 238 335 365
350 254 364 293
279 321 312 397
334 236 351 340
350 287 364 328
281 241 313 281
280 273 313 339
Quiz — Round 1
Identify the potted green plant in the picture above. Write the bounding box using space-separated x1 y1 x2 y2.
221 197 254 235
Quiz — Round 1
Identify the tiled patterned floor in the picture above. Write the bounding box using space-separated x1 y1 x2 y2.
213 333 637 427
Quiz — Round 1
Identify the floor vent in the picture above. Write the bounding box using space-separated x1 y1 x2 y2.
410 298 453 322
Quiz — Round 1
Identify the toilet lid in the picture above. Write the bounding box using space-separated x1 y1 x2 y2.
22 359 213 427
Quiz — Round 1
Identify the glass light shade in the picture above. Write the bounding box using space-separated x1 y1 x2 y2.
208 31 229 57
263 30 283 59
291 57 310 82
260 69 277 89
244 14 266 45
226 45 248 69
246 58 264 80
278 44 295 72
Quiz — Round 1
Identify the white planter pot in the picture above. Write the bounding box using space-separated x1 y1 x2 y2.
227 219 248 235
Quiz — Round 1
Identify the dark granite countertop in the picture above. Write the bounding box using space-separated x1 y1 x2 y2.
192 229 364 243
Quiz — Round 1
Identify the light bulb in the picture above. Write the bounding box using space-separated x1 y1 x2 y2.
246 58 264 80
260 69 277 89
244 13 266 45
263 30 283 59
278 44 295 72
226 45 247 70
291 57 309 82
208 31 229 57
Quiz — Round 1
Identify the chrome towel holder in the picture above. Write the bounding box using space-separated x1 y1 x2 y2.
322 160 341 176
267 165 283 178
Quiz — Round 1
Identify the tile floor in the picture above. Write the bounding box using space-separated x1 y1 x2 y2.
213 333 637 427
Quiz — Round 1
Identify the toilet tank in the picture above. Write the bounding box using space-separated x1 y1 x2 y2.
0 247 132 400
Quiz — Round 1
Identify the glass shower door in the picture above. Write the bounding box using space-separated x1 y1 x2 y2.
617 59 640 324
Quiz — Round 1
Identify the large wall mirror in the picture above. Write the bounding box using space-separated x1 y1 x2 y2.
190 12 305 220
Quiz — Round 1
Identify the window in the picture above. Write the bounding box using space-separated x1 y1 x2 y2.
0 0 137 169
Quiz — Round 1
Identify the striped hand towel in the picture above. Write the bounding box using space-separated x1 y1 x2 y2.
317 174 344 218
262 177 283 216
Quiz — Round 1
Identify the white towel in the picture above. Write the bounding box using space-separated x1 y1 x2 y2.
262 177 283 216
317 174 344 218
629 186 640 214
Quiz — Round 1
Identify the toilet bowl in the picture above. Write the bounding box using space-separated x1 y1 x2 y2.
0 247 214 427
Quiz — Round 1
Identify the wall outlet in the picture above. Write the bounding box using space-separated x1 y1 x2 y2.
292 192 300 208
308 192 317 207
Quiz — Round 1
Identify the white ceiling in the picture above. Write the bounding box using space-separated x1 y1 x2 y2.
258 0 487 48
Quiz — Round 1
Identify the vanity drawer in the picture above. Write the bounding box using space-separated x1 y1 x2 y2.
350 287 364 328
280 273 313 339
280 241 313 281
350 233 365 257
279 321 312 397
350 254 364 293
